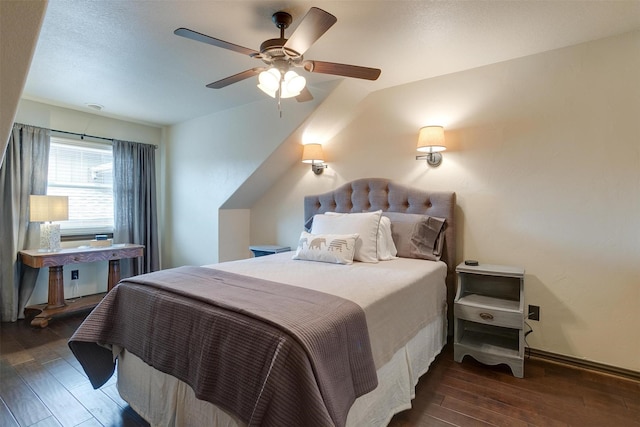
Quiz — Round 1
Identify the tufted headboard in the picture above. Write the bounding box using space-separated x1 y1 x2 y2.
304 178 457 325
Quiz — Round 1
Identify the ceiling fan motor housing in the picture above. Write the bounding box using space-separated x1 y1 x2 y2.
260 39 302 62
260 11 303 65
272 11 292 29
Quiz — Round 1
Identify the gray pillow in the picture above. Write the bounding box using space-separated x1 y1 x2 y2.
382 212 446 261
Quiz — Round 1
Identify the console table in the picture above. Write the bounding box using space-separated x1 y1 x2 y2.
19 244 144 327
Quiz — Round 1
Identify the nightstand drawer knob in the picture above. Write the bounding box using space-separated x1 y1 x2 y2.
479 312 494 321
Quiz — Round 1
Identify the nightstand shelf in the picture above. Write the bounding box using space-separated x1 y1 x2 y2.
454 262 525 378
457 322 520 355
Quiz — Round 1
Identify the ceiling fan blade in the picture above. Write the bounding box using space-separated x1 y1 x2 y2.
296 87 314 102
175 28 259 57
206 68 265 89
283 7 337 56
304 61 381 81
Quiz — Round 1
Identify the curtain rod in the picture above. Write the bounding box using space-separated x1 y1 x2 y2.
50 128 158 149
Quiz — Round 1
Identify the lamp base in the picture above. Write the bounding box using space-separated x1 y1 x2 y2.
312 163 327 175
40 223 61 252
416 152 443 167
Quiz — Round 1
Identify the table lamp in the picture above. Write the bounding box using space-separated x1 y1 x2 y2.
29 195 69 252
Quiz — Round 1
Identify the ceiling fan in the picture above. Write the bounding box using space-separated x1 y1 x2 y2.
174 7 381 105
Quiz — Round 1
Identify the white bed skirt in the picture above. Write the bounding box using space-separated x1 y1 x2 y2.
116 313 446 427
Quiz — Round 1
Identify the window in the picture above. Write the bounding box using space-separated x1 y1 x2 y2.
47 137 114 236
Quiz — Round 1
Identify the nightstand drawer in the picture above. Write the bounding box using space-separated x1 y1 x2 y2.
455 302 522 329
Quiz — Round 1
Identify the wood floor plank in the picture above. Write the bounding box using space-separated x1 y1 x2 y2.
26 343 63 366
440 395 528 427
0 335 23 358
447 361 587 409
625 395 640 412
28 416 63 427
435 382 567 427
73 419 103 427
13 360 93 427
419 414 457 426
46 340 87 378
424 402 493 426
42 357 90 390
0 359 52 426
69 382 141 427
0 397 19 427
3 348 36 366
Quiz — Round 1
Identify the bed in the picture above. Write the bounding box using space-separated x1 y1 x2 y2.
69 178 456 427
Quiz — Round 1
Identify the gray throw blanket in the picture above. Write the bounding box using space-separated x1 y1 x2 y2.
69 266 378 427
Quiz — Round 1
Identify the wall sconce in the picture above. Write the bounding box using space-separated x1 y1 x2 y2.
29 195 69 252
415 125 446 167
301 143 327 175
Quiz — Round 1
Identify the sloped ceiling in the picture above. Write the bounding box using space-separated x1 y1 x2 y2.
0 0 47 156
22 0 640 127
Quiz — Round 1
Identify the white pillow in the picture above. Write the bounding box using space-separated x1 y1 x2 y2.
311 210 381 263
325 212 397 261
292 231 358 265
377 215 398 260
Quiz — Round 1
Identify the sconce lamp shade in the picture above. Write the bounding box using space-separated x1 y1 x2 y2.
301 143 327 175
29 195 69 222
301 143 325 164
416 126 446 153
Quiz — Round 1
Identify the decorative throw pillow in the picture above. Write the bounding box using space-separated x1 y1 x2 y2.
292 231 359 265
325 212 397 260
311 210 382 263
382 212 446 261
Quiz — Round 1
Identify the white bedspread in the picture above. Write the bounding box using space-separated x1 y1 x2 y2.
208 253 447 368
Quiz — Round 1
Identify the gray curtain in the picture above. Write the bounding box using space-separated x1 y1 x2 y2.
0 124 50 322
113 139 159 278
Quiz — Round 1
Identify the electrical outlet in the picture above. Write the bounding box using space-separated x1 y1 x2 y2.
528 305 540 321
71 270 79 280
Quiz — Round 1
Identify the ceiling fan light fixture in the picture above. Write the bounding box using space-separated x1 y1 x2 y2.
258 68 281 91
257 68 306 99
257 84 276 98
284 70 306 94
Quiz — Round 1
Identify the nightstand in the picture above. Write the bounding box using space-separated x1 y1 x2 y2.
249 245 291 257
454 262 525 378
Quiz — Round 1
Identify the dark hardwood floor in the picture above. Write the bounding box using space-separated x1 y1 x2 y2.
1 312 638 427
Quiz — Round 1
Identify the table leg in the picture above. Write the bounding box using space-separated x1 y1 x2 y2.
46 265 66 309
108 259 120 291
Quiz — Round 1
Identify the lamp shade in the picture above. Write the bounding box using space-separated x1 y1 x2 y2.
416 126 446 153
29 195 69 222
301 144 324 164
283 70 305 95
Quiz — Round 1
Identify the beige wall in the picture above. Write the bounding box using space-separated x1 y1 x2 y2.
164 95 323 267
251 31 640 371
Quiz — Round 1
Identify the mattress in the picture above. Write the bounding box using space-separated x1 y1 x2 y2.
116 253 448 426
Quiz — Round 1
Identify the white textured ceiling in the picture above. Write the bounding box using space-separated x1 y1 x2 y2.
23 0 640 126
